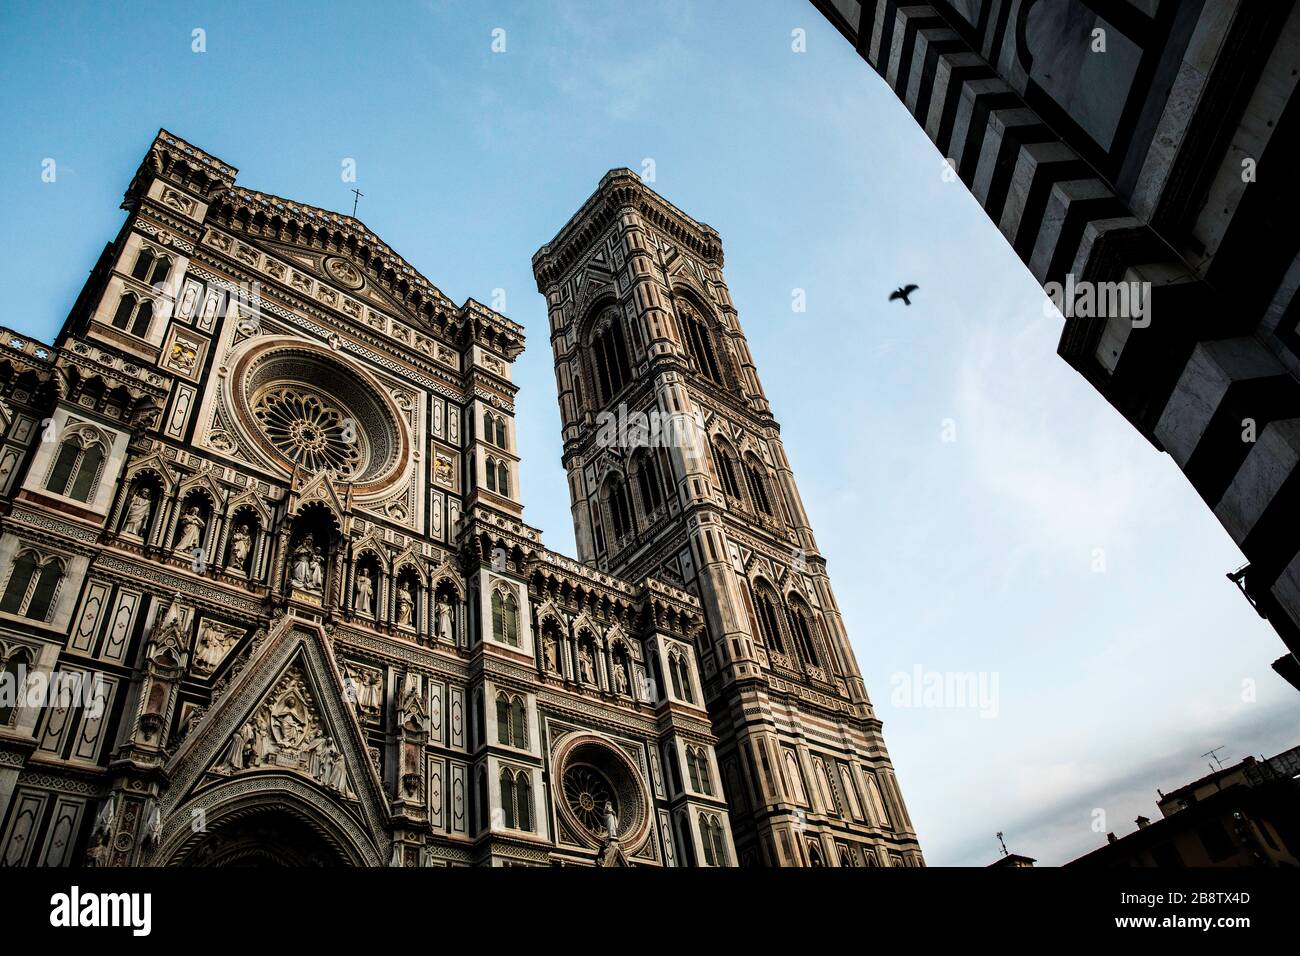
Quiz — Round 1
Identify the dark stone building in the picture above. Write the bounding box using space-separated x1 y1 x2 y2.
811 0 1300 684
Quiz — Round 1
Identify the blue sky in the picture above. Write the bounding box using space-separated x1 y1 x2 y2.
2 0 1296 866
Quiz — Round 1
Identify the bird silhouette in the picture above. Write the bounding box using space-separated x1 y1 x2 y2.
889 284 919 306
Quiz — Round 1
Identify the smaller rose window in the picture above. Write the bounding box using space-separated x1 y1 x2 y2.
252 386 365 476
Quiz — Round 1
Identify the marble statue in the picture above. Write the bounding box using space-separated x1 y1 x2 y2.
544 633 558 673
437 597 454 642
290 535 316 590
229 524 251 570
175 506 205 552
603 800 618 841
354 571 374 615
396 583 414 626
123 488 152 536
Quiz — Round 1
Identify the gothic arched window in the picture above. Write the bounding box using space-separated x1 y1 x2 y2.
494 417 507 449
681 305 723 385
743 457 773 516
130 298 155 338
496 461 510 497
751 582 786 654
499 768 516 829
111 293 137 329
590 310 632 404
786 599 821 668
492 589 519 647
698 813 727 866
711 441 742 500
0 551 64 622
131 246 155 282
497 692 526 747
485 455 497 492
605 476 633 541
669 650 694 704
46 432 107 503
516 772 533 832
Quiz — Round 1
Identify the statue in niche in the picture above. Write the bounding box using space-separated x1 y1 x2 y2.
437 596 454 643
578 643 595 684
229 524 252 571
290 535 316 591
543 632 558 673
613 658 629 696
123 487 152 536
396 582 414 627
308 546 324 591
175 505 205 552
354 571 374 615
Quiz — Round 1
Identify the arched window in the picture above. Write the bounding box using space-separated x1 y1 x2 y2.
499 768 516 829
711 441 742 500
497 462 510 497
606 476 633 541
483 411 508 449
485 456 497 492
511 695 526 747
130 298 154 338
131 246 156 282
669 651 694 703
590 311 632 404
709 815 728 866
150 256 172 287
687 746 712 795
516 772 533 832
476 766 489 833
786 599 820 668
751 583 786 654
492 589 519 647
111 293 137 329
46 431 106 503
698 813 727 866
0 551 63 622
700 812 716 866
496 692 526 747
495 692 511 745
681 306 723 385
743 457 773 516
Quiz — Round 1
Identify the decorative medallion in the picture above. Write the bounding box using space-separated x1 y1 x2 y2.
324 256 364 290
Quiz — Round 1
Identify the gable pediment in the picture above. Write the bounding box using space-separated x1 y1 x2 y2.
160 615 389 855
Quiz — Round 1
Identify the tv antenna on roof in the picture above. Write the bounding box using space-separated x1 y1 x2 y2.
996 831 1009 857
1202 746 1225 772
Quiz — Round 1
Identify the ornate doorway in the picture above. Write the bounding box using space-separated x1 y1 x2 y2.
176 809 347 867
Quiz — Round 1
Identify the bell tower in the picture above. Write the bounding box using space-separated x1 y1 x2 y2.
533 171 923 867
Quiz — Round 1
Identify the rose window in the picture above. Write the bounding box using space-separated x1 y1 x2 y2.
562 764 617 837
252 387 365 476
231 344 407 490
552 736 650 849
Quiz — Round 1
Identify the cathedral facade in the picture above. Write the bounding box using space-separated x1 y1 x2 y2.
0 130 921 867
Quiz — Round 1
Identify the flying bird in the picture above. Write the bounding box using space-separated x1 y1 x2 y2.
889 284 919 306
